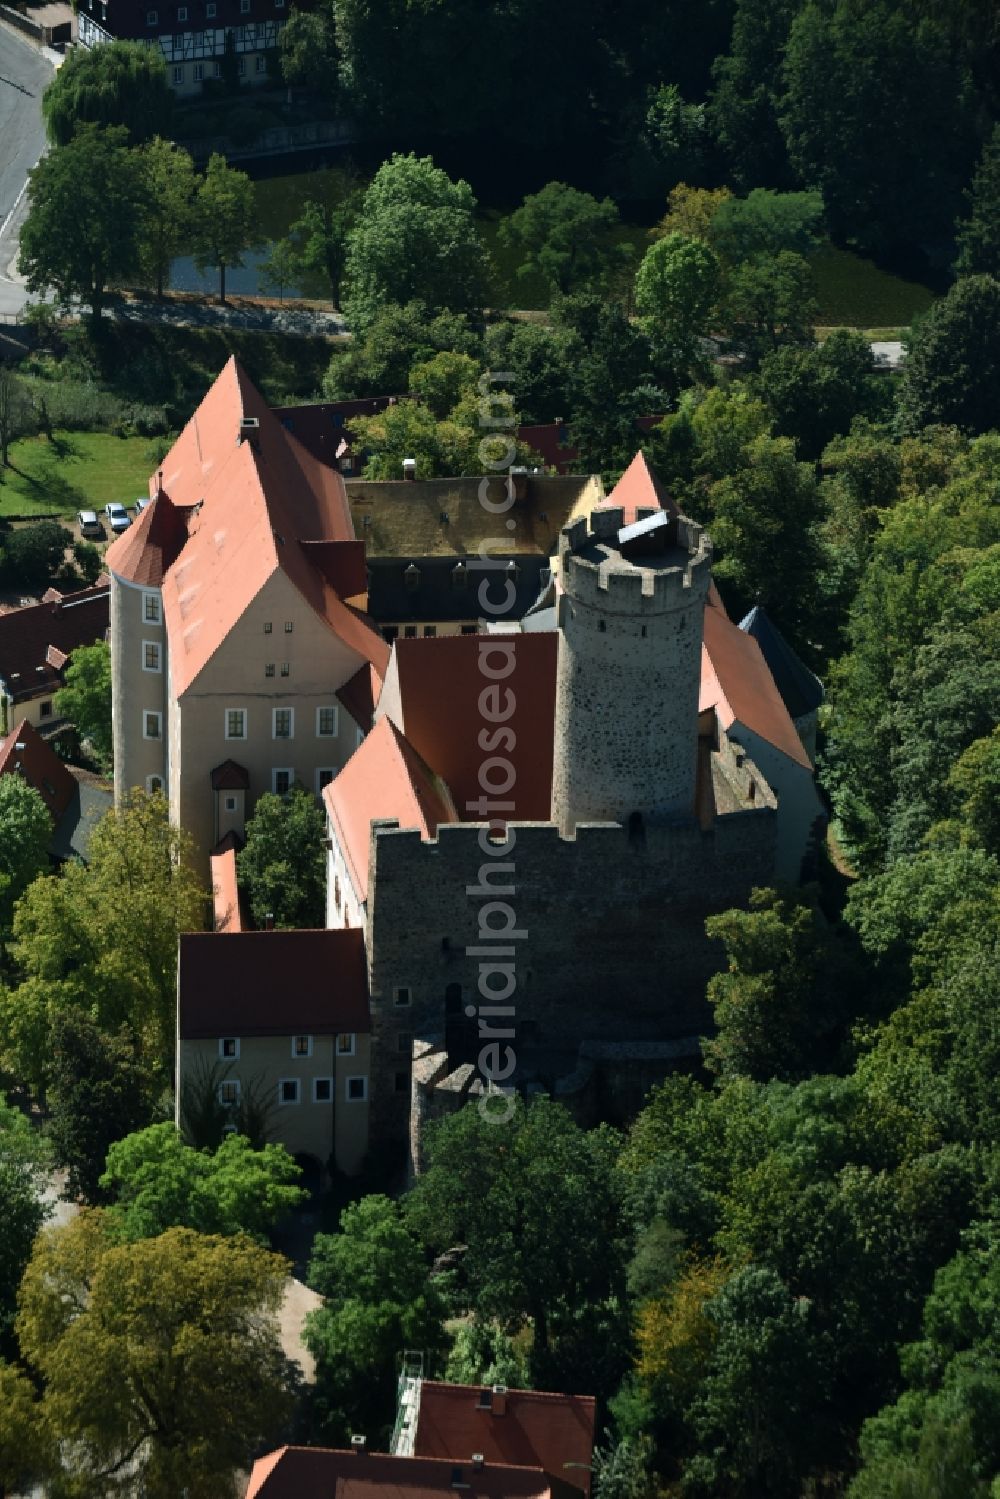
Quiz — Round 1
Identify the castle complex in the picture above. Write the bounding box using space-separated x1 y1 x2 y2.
109 361 825 1173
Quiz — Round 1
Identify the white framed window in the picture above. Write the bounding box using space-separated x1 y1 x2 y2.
142 641 161 673
346 1076 368 1103
240 0 250 10
143 591 161 624
225 708 246 740
193 61 204 80
313 1077 333 1103
219 1079 240 1105
224 795 237 812
316 706 339 738
278 1078 301 1106
143 711 162 740
213 58 222 76
146 8 158 22
219 1037 240 1059
177 4 187 16
255 54 266 71
280 662 290 677
263 620 272 634
172 64 184 82
265 663 275 678
284 620 293 633
291 1034 313 1059
336 1032 355 1056
237 56 246 74
272 768 293 795
316 768 335 794
394 987 411 1007
423 625 437 638
273 707 294 740
146 774 164 795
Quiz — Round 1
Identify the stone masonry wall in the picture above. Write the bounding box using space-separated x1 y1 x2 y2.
365 803 775 1146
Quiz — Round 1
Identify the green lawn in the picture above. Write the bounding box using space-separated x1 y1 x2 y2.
811 244 934 330
0 431 154 518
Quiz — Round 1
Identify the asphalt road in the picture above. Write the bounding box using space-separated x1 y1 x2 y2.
0 22 51 317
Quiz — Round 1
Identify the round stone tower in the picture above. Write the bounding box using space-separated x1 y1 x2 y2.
550 505 712 836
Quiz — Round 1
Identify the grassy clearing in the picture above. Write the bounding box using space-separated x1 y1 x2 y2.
811 245 934 330
0 432 154 518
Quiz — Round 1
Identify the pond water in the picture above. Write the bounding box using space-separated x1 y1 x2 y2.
169 250 308 299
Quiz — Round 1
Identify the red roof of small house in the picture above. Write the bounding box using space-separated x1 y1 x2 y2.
0 718 75 821
0 585 109 703
104 490 190 589
209 844 243 933
382 632 557 824
324 715 458 902
413 1384 596 1499
177 928 370 1039
700 594 811 770
245 1448 586 1499
138 358 387 699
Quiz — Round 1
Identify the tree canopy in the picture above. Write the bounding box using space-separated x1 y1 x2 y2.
0 776 52 939
236 785 326 929
54 638 112 769
42 39 173 147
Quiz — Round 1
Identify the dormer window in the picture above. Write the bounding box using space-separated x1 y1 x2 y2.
452 562 468 589
404 564 420 591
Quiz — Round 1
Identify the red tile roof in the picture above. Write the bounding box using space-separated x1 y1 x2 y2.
0 718 75 820
245 1447 586 1499
338 663 382 732
210 759 250 791
325 715 458 901
104 490 189 588
177 928 370 1039
0 586 109 702
209 845 243 933
598 450 677 524
149 358 387 698
414 1385 596 1499
700 595 811 770
383 633 557 823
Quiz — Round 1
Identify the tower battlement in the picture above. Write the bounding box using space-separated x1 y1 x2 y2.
558 508 712 616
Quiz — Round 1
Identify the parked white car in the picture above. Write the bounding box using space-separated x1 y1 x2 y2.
135 497 152 515
77 509 102 537
105 502 131 534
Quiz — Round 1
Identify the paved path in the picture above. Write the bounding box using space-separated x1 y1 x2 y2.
0 21 52 318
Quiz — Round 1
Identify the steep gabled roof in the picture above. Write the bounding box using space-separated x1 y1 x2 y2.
701 598 811 770
0 718 75 820
381 633 558 823
324 715 458 902
153 358 387 697
738 605 824 720
177 928 370 1038
413 1384 596 1499
337 662 382 732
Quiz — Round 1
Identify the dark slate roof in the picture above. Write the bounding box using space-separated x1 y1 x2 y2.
178 929 371 1039
737 606 825 720
367 555 551 625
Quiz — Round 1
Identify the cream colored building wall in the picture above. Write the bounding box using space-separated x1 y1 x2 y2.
1 689 57 734
173 570 371 862
325 813 368 935
111 573 168 800
178 1031 370 1176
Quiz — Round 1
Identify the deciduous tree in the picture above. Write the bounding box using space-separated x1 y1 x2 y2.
955 123 1000 278
0 1101 49 1358
19 125 150 326
897 275 1000 436
0 776 51 939
41 39 172 146
236 785 326 929
500 183 627 299
137 137 197 299
16 1215 293 1498
192 153 260 306
53 639 112 768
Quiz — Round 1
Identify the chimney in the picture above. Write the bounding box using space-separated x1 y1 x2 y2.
239 416 260 446
491 1385 507 1417
157 469 164 497
264 912 275 931
472 1455 485 1472
402 458 416 481
509 466 528 504
350 1435 367 1454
